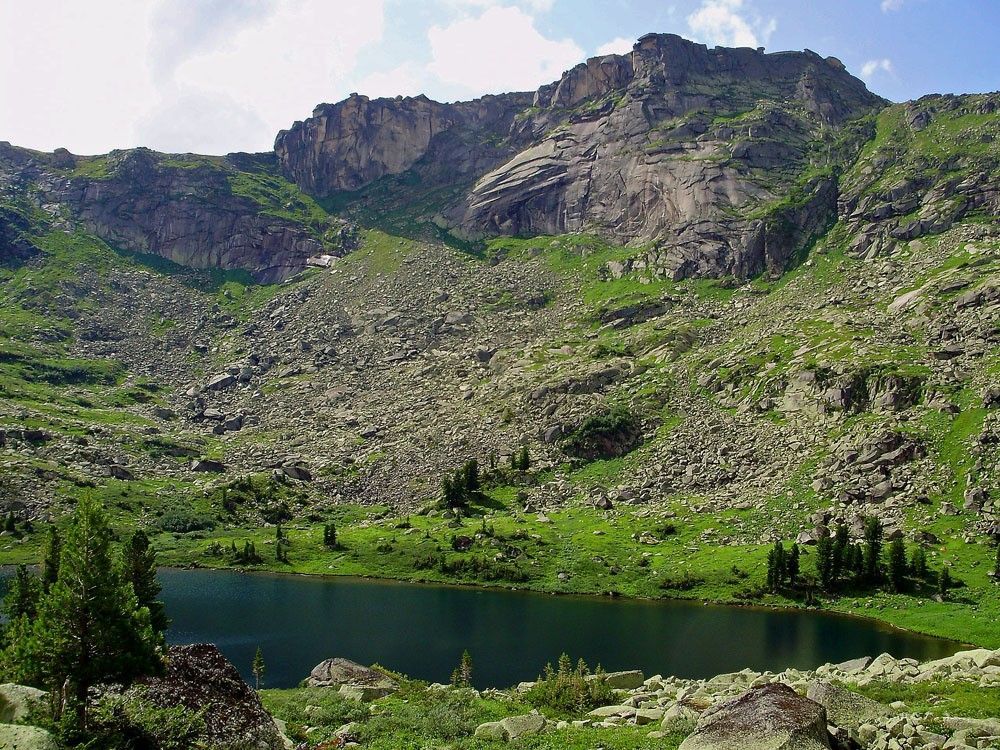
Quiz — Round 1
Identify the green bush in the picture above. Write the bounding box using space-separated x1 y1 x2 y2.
155 505 216 533
562 407 642 460
524 654 616 715
85 688 206 750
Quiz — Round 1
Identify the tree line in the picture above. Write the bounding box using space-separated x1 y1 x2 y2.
766 516 961 600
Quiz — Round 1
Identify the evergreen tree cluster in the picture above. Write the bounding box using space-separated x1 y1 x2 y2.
768 516 959 599
0 497 167 728
510 446 530 473
441 459 482 510
766 541 801 592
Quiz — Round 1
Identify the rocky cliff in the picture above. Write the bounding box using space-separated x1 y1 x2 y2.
0 144 354 282
275 34 884 279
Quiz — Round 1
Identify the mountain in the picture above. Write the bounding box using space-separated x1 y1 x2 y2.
0 33 999 647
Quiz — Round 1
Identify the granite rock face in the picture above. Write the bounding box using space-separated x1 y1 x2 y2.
0 144 352 282
275 34 884 279
274 92 532 197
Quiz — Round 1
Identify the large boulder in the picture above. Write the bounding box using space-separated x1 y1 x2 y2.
306 658 398 699
0 724 58 750
679 683 832 750
131 643 287 750
475 713 547 742
806 682 890 737
0 684 47 723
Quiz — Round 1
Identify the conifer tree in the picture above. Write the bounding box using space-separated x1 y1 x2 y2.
910 546 928 580
2 564 41 623
462 459 480 493
815 534 835 590
862 516 884 583
887 538 907 592
938 567 951 600
123 529 169 639
787 543 800 585
766 541 786 592
30 497 160 725
41 525 61 592
831 524 849 581
252 646 266 690
451 650 473 688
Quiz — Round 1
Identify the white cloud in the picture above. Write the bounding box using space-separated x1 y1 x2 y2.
0 0 385 155
0 1 158 154
595 37 634 57
861 57 894 80
880 0 904 11
426 6 583 94
686 0 775 49
162 0 385 152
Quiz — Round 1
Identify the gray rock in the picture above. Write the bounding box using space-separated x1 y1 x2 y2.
0 684 47 723
679 683 831 750
805 681 890 731
306 658 398 698
0 724 58 750
498 713 546 740
207 373 236 390
599 670 645 690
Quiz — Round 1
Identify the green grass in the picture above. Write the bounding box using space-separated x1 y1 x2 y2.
852 679 1000 722
262 679 689 750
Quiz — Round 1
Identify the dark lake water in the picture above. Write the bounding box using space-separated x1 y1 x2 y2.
1 568 961 689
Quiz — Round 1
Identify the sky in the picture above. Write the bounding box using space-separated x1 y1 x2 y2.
0 0 997 156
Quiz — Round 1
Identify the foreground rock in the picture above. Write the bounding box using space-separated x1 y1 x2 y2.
306 657 399 700
0 724 58 750
679 683 831 750
474 712 547 742
0 684 46 723
806 681 890 735
132 643 289 750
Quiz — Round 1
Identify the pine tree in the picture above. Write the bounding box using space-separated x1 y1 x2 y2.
766 541 786 592
31 497 160 726
831 525 849 581
252 646 266 690
862 516 884 583
910 546 928 580
3 512 15 534
787 544 800 585
41 525 61 592
1 565 41 624
816 534 835 590
938 567 951 600
323 523 338 549
847 544 865 579
123 530 169 639
517 446 531 472
451 650 473 688
887 538 907 592
462 459 480 493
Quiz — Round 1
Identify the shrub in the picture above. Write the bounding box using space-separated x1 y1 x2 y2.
87 688 206 750
658 572 704 591
562 407 642 460
156 505 216 533
524 654 615 715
